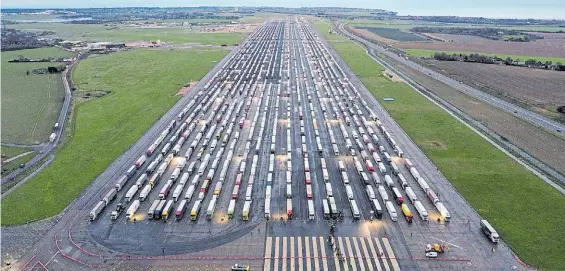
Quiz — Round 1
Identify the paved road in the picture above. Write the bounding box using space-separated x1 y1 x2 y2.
337 22 565 135
1 152 34 164
4 18 531 271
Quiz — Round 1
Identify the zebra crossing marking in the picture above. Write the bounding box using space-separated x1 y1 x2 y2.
264 237 273 271
360 237 375 271
264 236 401 271
352 237 366 271
374 238 390 271
274 237 280 271
312 236 320 271
338 237 349 271
319 236 329 271
298 237 304 271
283 237 288 271
382 238 401 271
305 236 312 271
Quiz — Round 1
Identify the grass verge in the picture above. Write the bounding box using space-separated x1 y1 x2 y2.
1 48 229 226
404 48 565 64
313 19 565 270
1 146 35 178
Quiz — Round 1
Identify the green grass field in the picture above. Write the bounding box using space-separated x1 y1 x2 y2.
85 29 244 45
10 23 105 38
11 23 244 45
1 47 75 144
404 48 565 63
311 20 350 42
0 48 228 226
313 19 565 270
238 13 286 23
132 18 234 24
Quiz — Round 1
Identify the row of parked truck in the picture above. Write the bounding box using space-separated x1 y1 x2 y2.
298 20 448 224
88 29 269 221
147 22 290 222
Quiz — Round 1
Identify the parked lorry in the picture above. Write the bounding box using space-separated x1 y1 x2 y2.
392 187 404 205
89 201 105 221
115 175 128 191
126 200 140 220
162 200 174 220
385 201 397 222
401 204 414 223
125 185 139 202
102 188 117 205
139 185 152 201
435 202 451 222
414 201 428 221
136 173 148 188
111 200 126 220
377 186 389 202
371 199 383 219
480 219 500 243
405 187 418 204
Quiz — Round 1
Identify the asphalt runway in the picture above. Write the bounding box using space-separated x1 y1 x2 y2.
9 18 531 271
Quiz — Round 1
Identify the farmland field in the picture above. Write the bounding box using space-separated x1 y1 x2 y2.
0 48 229 226
421 60 565 123
1 47 75 144
404 48 565 64
396 32 565 58
356 27 428 41
349 27 399 44
313 18 565 270
345 19 565 32
382 50 565 176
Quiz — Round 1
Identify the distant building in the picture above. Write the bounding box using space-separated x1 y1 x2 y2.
87 42 126 50
59 40 86 49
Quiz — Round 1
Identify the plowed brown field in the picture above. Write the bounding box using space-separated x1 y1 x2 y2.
426 61 565 108
377 54 565 175
396 33 565 58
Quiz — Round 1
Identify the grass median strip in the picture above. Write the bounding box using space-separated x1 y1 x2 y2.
313 20 565 270
1 48 228 226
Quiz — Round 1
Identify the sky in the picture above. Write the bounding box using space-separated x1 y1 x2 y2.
1 0 565 19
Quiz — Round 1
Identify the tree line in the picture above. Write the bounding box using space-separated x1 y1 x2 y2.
432 52 565 71
0 29 52 51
